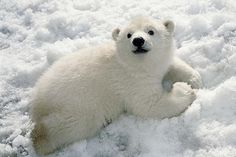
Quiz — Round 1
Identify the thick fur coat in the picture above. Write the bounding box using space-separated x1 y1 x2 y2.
31 17 202 155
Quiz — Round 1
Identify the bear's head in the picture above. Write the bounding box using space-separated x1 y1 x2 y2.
112 17 175 73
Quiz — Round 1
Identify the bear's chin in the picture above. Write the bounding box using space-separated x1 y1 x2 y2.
132 48 149 54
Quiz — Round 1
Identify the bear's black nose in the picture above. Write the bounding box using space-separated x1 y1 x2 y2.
132 37 145 47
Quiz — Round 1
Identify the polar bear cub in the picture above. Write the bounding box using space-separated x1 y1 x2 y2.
31 17 202 155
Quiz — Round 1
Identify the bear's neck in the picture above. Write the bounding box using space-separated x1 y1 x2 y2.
125 62 171 83
115 54 174 83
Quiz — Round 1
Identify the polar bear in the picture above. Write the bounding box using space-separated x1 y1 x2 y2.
30 17 202 155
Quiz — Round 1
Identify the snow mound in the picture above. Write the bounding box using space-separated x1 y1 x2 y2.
0 0 236 156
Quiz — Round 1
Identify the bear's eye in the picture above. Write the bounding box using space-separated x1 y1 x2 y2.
148 30 154 35
127 33 132 38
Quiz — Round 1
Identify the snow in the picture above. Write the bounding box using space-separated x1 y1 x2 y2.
0 0 236 156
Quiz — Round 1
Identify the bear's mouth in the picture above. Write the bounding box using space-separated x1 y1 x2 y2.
133 48 149 54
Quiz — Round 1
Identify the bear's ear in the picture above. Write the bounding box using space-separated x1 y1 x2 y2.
163 20 175 33
112 28 120 41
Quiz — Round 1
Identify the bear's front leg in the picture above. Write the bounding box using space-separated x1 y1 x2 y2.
154 82 196 118
164 57 202 89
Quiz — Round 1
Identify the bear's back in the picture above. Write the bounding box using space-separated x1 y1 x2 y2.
31 43 118 121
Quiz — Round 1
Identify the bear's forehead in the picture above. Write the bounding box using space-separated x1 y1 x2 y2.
127 17 164 30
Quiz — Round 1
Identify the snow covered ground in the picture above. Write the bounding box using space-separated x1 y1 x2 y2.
0 0 236 156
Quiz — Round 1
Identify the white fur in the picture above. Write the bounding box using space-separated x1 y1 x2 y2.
30 17 201 155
